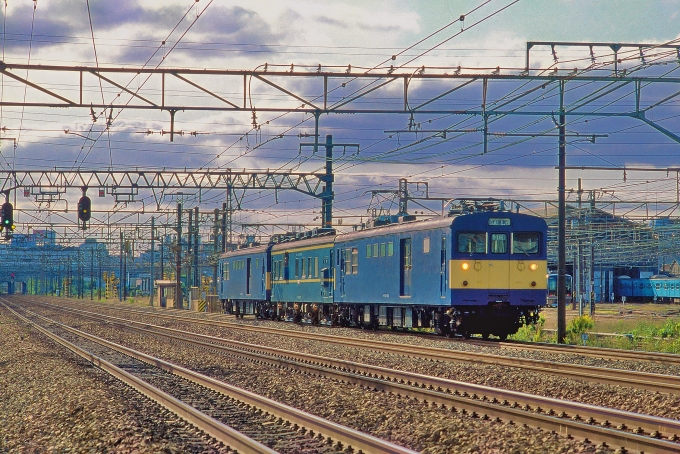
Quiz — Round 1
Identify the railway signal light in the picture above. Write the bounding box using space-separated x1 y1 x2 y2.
78 195 91 229
0 202 14 234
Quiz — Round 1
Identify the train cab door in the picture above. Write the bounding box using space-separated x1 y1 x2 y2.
400 238 412 296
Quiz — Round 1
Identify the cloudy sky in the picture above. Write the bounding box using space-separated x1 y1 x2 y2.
1 0 679 238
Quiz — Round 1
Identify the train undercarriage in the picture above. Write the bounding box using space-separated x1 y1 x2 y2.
224 299 541 341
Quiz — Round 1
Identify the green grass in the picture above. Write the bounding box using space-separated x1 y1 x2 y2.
517 304 680 352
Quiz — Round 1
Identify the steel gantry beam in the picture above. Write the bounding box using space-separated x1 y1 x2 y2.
0 169 329 200
1 61 679 116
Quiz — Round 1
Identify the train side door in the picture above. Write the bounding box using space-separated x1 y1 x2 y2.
246 258 251 295
261 258 265 294
400 238 412 296
339 246 346 296
440 234 447 298
283 253 290 281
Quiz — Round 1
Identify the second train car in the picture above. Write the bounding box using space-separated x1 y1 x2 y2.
218 206 548 339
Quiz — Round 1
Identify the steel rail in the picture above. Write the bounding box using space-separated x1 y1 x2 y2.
26 299 680 452
8 301 418 454
47 298 680 395
494 340 680 366
52 303 680 437
0 301 277 454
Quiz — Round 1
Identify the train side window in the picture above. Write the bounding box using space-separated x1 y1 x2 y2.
223 263 230 281
490 233 508 254
373 243 378 257
380 243 386 257
295 258 300 278
457 232 487 254
512 232 539 255
366 244 371 258
308 257 313 278
387 242 394 256
423 237 430 254
314 257 319 277
351 247 359 274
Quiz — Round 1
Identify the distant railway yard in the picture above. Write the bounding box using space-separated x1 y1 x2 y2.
4 296 680 453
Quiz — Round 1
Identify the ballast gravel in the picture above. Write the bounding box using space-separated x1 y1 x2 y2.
14 297 623 454
0 307 231 454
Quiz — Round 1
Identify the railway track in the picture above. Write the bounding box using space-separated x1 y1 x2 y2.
20 298 680 453
2 300 418 454
30 296 680 394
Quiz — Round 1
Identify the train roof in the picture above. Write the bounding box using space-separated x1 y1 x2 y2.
337 216 455 243
220 243 271 259
271 233 336 252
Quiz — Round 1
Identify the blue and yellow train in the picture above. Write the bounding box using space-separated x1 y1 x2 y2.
218 206 548 339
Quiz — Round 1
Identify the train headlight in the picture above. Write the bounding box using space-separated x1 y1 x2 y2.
529 263 538 271
461 262 469 271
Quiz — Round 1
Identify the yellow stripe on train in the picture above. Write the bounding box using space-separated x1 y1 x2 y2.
449 260 547 290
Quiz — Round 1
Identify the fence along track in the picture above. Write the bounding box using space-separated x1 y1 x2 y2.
28 300 680 453
3 300 418 454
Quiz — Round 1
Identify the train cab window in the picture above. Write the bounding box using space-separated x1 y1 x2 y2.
373 243 378 258
512 232 540 255
457 232 487 254
423 237 430 254
656 283 661 290
490 233 508 254
223 263 230 281
351 247 359 274
366 244 372 258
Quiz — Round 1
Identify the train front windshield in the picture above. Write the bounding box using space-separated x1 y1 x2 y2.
548 274 572 297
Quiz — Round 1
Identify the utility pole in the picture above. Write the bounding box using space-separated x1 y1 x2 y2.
194 206 199 288
221 202 227 252
557 79 567 344
213 208 219 295
90 246 93 300
187 208 193 289
149 216 155 306
175 203 182 309
98 248 102 300
119 231 124 302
